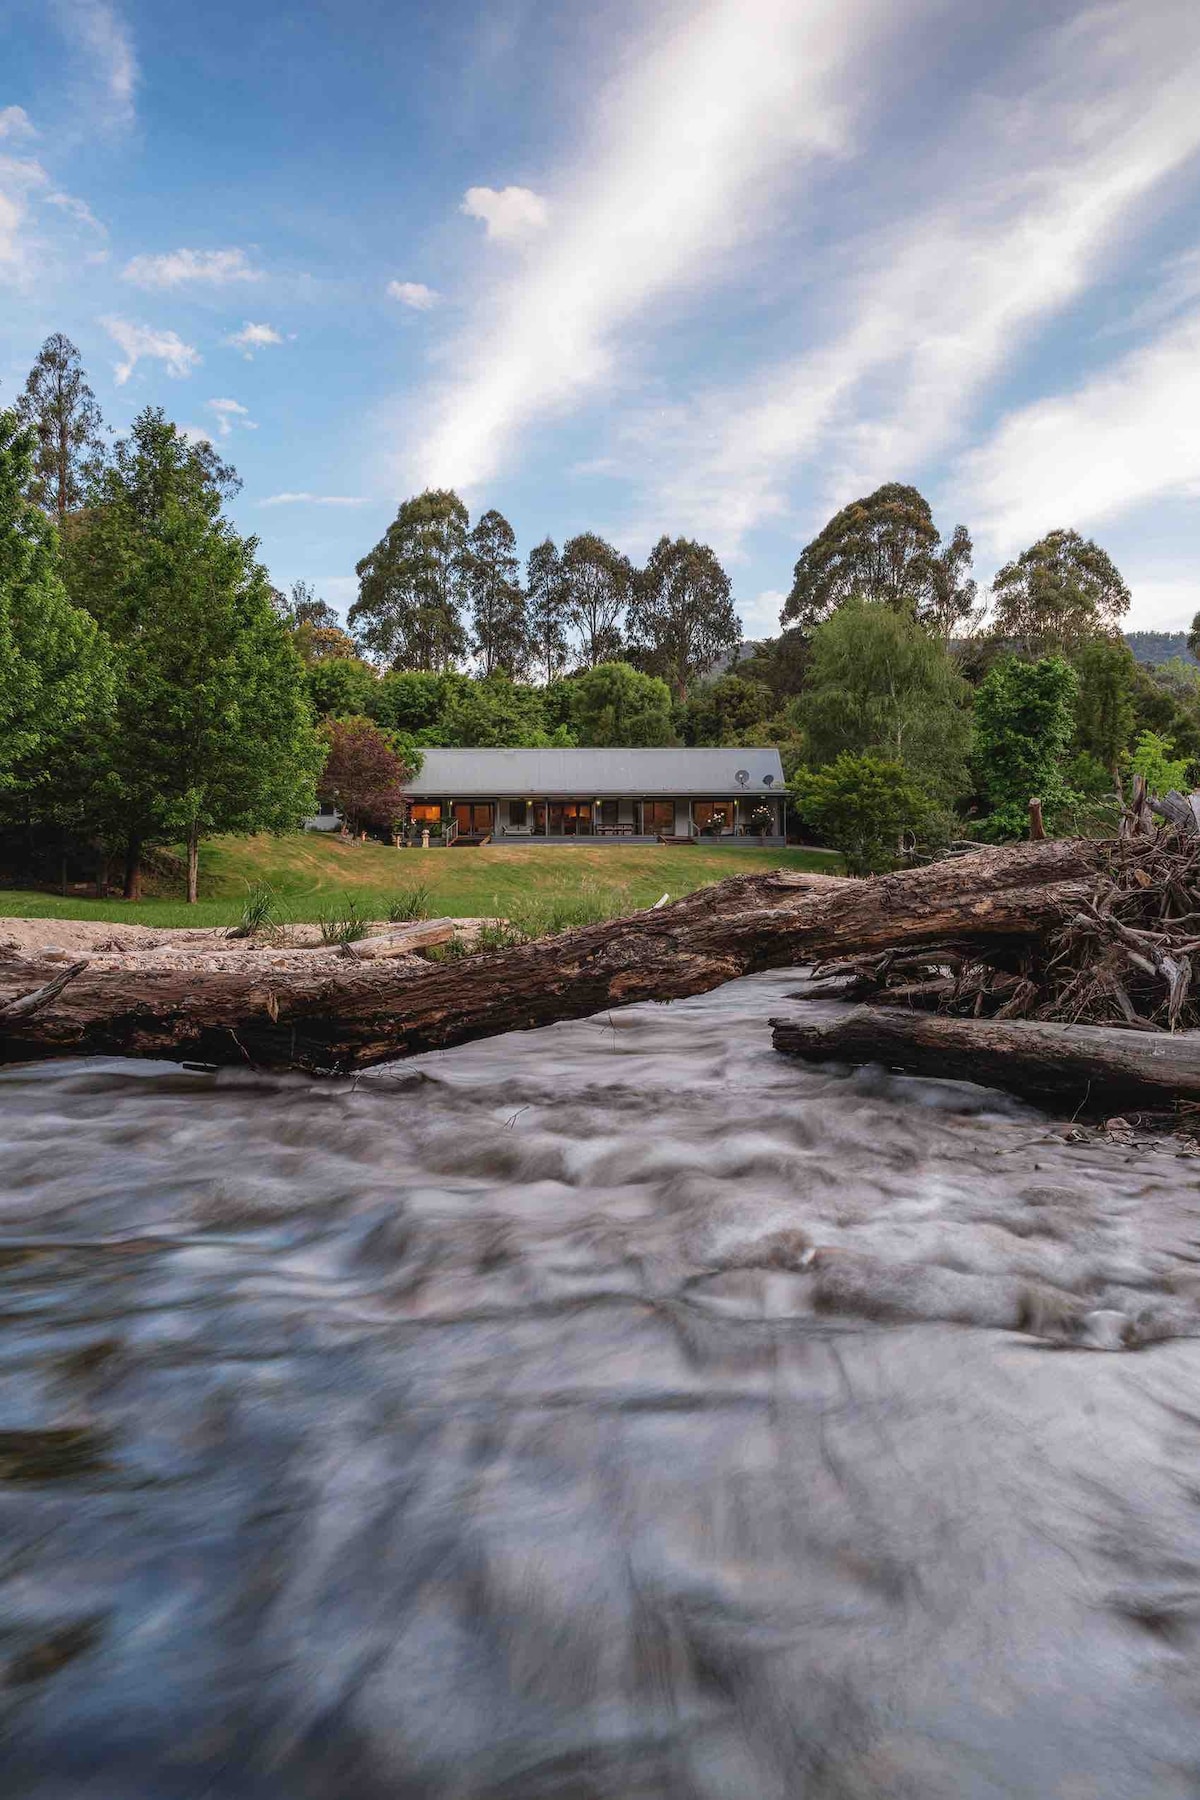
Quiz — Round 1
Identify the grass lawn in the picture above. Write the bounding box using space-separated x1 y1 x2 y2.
0 832 841 930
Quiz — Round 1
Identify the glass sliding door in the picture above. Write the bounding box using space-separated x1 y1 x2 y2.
643 800 674 835
453 803 494 835
547 801 593 836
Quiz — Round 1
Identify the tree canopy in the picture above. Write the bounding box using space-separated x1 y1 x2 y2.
972 655 1080 840
569 662 674 748
526 538 571 685
15 333 104 527
350 488 469 670
990 529 1131 655
561 533 632 667
626 535 740 701
782 483 974 634
465 509 528 677
797 599 971 801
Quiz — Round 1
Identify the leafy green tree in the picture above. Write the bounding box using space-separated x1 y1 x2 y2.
15 333 104 527
306 656 379 719
1128 661 1200 763
990 529 1131 655
782 484 974 633
1151 656 1200 701
791 753 937 876
0 409 112 807
526 539 571 684
369 669 447 734
465 508 527 676
432 674 568 748
1071 637 1135 786
972 655 1079 840
569 661 674 747
562 533 632 667
350 488 469 670
1130 730 1192 796
680 674 774 745
66 408 324 901
626 536 740 701
797 599 971 801
731 628 811 699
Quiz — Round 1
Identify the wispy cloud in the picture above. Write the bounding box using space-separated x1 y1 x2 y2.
206 396 256 438
460 185 548 243
0 107 36 142
634 0 1200 553
122 246 262 289
224 320 286 357
101 315 200 385
387 279 439 309
54 0 137 131
961 306 1200 554
0 155 49 281
259 492 369 507
412 0 893 490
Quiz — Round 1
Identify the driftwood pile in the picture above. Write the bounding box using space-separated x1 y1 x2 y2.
806 782 1200 1034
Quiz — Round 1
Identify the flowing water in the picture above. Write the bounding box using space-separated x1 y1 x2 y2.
4 969 1200 1797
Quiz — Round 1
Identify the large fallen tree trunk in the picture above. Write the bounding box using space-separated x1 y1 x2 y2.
0 840 1098 1072
772 1005 1200 1111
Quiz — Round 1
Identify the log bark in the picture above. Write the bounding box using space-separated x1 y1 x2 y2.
772 1004 1200 1111
0 840 1100 1073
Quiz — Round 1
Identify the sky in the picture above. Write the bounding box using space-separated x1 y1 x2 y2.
3 0 1200 642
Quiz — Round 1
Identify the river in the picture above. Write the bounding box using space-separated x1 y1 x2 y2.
3 969 1200 1796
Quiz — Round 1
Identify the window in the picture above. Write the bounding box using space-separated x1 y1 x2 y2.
508 799 528 827
599 799 619 827
694 801 731 833
643 800 674 834
410 803 441 824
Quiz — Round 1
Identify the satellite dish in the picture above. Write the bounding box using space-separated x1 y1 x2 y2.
762 774 775 787
735 769 750 788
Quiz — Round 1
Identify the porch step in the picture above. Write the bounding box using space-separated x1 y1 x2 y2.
451 832 492 848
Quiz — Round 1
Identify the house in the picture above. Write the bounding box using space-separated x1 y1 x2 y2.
405 747 786 843
306 746 787 842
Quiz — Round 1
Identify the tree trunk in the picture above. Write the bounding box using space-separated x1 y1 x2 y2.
772 1005 1200 1113
95 850 109 900
186 829 200 905
123 834 142 902
0 841 1100 1072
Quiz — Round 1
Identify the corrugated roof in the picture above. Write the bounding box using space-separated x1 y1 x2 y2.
407 747 785 796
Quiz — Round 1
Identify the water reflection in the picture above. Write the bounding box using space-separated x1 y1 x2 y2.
3 970 1200 1796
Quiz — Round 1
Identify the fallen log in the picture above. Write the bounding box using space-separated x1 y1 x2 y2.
337 919 457 960
0 841 1099 1072
771 1005 1200 1111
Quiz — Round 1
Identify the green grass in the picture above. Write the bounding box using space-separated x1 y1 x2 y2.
0 831 841 929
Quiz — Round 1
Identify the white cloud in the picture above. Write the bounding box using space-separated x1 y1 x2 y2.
178 423 214 446
45 189 105 232
0 154 48 280
961 308 1200 554
55 0 137 130
101 315 200 385
224 320 286 357
1122 577 1200 632
387 279 439 309
460 185 549 243
122 246 261 289
206 396 256 437
0 107 36 142
259 492 369 507
412 0 895 490
738 589 786 639
635 0 1200 552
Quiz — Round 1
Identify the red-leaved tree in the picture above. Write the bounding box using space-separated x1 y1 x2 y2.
318 715 412 836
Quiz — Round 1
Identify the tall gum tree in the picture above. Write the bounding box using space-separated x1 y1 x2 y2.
627 535 740 702
990 529 1131 657
561 533 632 667
350 489 469 671
783 483 975 636
465 508 528 677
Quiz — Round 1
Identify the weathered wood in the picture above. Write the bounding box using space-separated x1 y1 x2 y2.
771 1004 1200 1111
0 841 1100 1072
337 919 457 960
0 960 89 1021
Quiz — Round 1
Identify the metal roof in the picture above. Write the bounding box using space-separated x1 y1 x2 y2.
407 746 785 797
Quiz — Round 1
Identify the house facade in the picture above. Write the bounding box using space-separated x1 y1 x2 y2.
308 747 788 843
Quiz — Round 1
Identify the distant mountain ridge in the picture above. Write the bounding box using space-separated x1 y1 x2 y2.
1124 631 1197 667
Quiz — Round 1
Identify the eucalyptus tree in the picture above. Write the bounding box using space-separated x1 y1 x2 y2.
350 488 469 670
990 529 1131 656
526 538 571 683
465 508 528 676
627 535 740 701
561 532 632 667
782 483 975 635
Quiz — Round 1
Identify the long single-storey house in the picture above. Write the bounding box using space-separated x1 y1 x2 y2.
309 747 787 844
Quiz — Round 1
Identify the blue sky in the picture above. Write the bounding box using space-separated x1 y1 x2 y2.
4 0 1200 640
